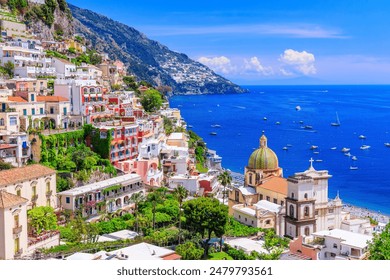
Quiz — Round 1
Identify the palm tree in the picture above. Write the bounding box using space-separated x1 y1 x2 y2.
147 190 163 230
130 192 145 233
173 185 189 244
217 170 232 205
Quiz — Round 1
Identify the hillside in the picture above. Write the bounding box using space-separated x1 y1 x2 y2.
68 4 247 94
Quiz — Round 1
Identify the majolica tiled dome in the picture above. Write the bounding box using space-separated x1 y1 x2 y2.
248 132 279 170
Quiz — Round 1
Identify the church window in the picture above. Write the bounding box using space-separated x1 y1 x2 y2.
249 174 253 185
289 205 294 217
304 193 308 199
291 192 295 199
304 206 310 217
304 227 310 236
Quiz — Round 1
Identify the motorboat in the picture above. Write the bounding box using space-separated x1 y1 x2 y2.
351 156 358 161
359 135 366 139
282 147 288 150
315 159 323 162
211 124 221 128
296 106 301 111
360 145 370 150
341 147 350 153
344 152 352 157
210 132 217 136
263 117 267 121
304 125 313 130
275 121 281 125
350 166 358 170
310 145 318 150
330 147 337 150
385 143 390 147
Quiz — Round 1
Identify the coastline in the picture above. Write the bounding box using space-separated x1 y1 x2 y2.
342 204 390 224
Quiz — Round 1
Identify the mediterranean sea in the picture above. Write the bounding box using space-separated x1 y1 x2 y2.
170 85 390 215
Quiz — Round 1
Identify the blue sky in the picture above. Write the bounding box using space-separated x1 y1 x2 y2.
69 0 390 85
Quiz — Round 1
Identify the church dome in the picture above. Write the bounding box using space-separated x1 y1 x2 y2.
248 132 279 170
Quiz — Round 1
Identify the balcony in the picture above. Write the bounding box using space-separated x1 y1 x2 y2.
13 225 23 235
46 190 53 197
31 194 38 202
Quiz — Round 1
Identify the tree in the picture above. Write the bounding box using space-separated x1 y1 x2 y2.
176 241 204 260
173 185 188 244
147 189 163 230
217 170 232 205
260 229 289 260
130 192 145 233
28 206 58 235
367 222 390 260
183 197 228 257
140 89 163 113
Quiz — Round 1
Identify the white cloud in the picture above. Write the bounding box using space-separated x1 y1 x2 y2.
198 56 236 74
279 49 316 75
244 56 273 75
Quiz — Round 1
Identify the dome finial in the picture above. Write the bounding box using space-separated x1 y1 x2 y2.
260 131 267 147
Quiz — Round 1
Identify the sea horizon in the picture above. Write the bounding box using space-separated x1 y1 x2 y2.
170 84 390 216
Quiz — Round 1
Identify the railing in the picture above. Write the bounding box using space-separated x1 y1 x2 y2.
13 225 23 235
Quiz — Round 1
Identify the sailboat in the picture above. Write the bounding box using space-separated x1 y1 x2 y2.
331 112 341 126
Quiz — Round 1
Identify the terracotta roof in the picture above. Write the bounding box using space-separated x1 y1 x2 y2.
0 191 28 208
8 96 27 103
162 253 181 260
258 176 287 195
0 164 56 187
37 96 69 102
0 144 18 150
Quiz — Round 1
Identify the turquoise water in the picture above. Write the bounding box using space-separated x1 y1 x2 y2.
170 85 390 215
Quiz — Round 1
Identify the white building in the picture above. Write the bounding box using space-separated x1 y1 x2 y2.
311 229 372 260
168 174 199 195
58 174 144 218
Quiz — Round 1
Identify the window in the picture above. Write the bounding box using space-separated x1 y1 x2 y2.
249 173 253 185
65 197 70 204
235 190 239 201
14 215 19 228
16 189 21 197
265 219 271 225
315 210 318 215
291 192 295 199
32 186 36 196
31 108 35 115
259 194 263 200
333 243 338 249
328 209 334 214
22 109 27 116
266 196 270 201
46 199 50 207
40 108 44 115
304 206 310 217
251 221 254 225
304 193 308 199
63 107 67 115
0 118 3 126
245 217 247 222
289 205 294 217
281 201 284 206
304 227 310 236
9 117 17 126
273 198 278 204
31 94 35 101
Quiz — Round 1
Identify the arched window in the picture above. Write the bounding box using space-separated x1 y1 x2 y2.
304 193 308 199
304 206 310 217
83 87 88 93
90 87 95 93
304 227 310 236
289 205 294 217
0 118 4 126
249 173 253 185
291 192 295 199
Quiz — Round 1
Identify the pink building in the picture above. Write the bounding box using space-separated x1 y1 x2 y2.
117 158 163 187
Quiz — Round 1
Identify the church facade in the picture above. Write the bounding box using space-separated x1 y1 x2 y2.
229 131 348 238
